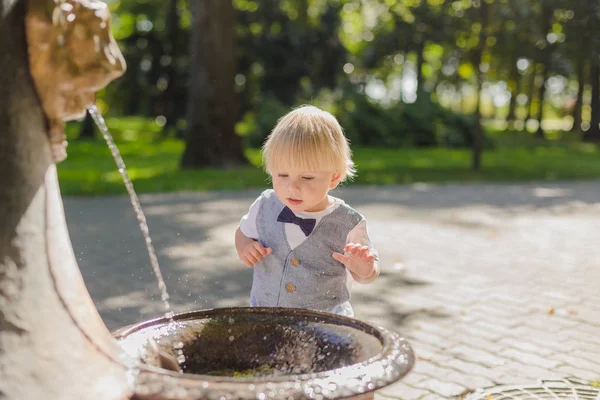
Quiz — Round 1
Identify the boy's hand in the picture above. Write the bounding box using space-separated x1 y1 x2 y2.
332 243 376 278
238 240 272 267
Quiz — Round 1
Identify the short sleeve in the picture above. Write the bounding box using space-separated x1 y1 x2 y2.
346 219 379 260
346 218 380 283
239 195 262 240
346 219 371 246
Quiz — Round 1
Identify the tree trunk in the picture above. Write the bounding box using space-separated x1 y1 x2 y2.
584 61 600 142
506 49 520 128
160 0 181 137
78 110 96 139
0 1 131 398
397 57 406 103
524 64 537 128
471 0 490 171
535 4 553 139
572 57 586 132
415 39 426 98
181 0 247 169
535 62 549 138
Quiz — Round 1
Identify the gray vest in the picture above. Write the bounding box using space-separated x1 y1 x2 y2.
250 190 363 312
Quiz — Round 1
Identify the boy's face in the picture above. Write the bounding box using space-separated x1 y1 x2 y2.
271 169 342 212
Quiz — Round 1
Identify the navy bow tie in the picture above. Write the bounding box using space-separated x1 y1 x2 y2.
277 206 316 236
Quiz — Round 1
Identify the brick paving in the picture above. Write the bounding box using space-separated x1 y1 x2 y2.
64 181 600 399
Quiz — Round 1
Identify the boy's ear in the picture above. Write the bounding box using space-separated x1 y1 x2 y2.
329 171 343 189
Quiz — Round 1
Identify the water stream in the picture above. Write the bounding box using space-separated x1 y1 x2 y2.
88 106 173 318
88 106 186 366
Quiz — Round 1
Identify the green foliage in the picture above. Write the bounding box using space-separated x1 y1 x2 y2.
57 118 600 196
65 117 165 141
237 86 484 150
94 0 598 172
237 95 290 148
335 86 485 149
236 0 348 109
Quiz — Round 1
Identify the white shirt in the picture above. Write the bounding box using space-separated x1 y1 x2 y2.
239 195 373 251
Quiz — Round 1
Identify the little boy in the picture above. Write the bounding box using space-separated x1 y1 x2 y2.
235 105 379 317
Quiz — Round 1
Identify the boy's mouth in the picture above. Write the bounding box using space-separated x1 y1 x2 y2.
287 198 303 206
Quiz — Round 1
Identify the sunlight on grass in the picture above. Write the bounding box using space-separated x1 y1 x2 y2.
411 158 435 168
103 167 166 183
56 129 600 196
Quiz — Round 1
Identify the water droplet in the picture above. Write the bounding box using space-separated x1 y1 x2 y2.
176 354 185 364
173 341 184 350
393 261 405 271
164 311 174 319
229 335 234 341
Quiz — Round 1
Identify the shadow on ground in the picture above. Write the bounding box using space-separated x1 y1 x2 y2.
64 181 600 331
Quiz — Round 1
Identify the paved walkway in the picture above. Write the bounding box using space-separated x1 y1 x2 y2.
64 181 600 399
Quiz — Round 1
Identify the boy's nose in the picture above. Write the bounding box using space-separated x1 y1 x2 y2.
288 179 301 191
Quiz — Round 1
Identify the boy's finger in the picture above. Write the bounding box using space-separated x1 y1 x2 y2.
359 246 370 258
250 248 263 259
344 243 358 252
260 246 272 256
255 243 268 255
246 253 259 264
332 252 349 265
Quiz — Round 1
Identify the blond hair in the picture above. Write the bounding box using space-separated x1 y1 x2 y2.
262 105 355 181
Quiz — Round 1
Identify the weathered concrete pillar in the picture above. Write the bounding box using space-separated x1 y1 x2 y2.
0 1 131 398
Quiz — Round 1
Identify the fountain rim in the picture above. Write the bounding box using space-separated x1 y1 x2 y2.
113 307 414 384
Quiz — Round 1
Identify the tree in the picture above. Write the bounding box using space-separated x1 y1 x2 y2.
470 0 491 171
583 1 600 142
534 2 558 139
587 60 600 141
181 0 246 168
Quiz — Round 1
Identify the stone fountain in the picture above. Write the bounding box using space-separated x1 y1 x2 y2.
0 1 414 399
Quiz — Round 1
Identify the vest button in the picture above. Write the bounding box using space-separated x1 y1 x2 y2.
290 258 300 267
285 283 296 293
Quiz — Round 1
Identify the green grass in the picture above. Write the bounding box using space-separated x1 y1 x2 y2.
56 118 600 196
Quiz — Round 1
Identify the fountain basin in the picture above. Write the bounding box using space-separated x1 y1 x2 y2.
114 307 414 400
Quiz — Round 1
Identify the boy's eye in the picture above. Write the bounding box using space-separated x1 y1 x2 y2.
277 174 288 178
302 176 315 180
